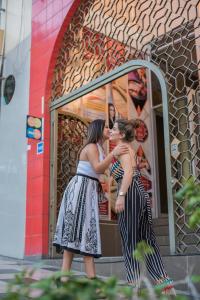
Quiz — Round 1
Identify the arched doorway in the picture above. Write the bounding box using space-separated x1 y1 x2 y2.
49 59 175 257
48 0 200 257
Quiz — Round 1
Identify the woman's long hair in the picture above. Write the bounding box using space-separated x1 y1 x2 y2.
78 119 105 158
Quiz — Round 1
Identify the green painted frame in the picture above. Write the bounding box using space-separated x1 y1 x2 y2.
50 59 176 255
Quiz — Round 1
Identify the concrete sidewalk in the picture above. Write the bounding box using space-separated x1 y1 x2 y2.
0 256 199 299
0 256 84 298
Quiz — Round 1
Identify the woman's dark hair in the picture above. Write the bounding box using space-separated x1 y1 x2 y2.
85 119 105 147
78 119 105 160
115 119 138 142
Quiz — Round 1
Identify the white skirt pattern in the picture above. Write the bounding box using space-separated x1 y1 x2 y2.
53 174 102 258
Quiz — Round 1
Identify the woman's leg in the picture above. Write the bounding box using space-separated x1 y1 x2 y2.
143 222 168 280
140 202 176 294
62 249 74 272
118 182 143 286
83 256 96 278
140 201 168 281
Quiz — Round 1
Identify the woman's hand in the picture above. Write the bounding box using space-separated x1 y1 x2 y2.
115 196 125 213
113 144 129 158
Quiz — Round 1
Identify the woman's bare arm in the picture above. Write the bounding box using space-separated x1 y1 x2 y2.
85 144 129 174
86 144 114 173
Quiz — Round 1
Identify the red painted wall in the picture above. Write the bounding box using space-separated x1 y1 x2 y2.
26 0 80 256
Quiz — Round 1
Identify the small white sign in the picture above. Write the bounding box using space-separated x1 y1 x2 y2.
37 142 44 155
171 143 178 153
171 138 180 159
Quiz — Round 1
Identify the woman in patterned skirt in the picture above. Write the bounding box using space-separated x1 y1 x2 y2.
110 119 176 295
53 119 128 278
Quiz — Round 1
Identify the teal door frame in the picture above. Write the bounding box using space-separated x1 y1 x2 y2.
50 59 176 255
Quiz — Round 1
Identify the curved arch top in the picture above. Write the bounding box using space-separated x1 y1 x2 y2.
50 59 167 110
50 58 176 255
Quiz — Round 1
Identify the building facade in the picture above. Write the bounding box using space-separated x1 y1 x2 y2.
0 0 199 259
0 0 32 258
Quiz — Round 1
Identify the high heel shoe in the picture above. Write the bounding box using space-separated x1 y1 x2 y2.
156 278 176 296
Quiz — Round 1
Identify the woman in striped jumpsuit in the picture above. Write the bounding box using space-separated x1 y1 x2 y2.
110 119 175 295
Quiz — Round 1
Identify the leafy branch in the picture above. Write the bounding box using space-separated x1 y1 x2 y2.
175 177 200 229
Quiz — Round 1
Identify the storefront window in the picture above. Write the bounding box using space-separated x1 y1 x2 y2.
59 68 155 220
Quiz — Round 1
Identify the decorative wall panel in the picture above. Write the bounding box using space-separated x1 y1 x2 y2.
57 113 88 215
52 0 200 254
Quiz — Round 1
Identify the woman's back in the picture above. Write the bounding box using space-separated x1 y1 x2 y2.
110 145 136 182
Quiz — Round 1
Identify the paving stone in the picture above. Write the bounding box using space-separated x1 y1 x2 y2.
0 269 21 274
41 267 60 271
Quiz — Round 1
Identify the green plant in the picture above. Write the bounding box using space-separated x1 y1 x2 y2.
133 241 154 262
2 270 133 300
2 267 200 300
175 177 200 229
2 242 200 300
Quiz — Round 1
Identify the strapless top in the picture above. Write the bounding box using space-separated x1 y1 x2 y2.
77 160 99 179
76 143 105 179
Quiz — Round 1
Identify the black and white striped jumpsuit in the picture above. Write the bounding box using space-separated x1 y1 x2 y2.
111 160 171 287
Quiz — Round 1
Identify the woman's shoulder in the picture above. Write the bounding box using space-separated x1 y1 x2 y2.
126 144 135 154
79 143 98 160
85 143 98 153
86 143 98 148
119 143 135 155
119 145 136 164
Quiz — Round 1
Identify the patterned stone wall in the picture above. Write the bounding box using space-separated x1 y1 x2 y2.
52 0 200 254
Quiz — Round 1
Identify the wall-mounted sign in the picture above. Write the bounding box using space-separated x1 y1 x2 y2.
171 138 180 159
4 75 15 105
26 115 42 140
37 142 44 155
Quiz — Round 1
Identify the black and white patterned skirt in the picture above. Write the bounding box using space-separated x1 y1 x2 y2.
53 174 102 258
